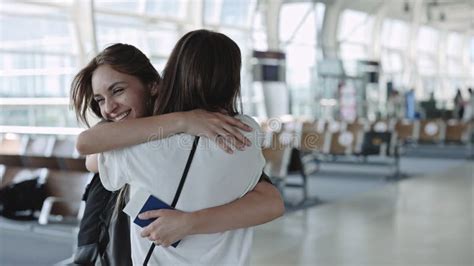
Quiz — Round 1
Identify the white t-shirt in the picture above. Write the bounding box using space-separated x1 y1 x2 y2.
98 115 265 266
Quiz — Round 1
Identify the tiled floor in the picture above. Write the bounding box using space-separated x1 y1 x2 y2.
250 162 473 266
0 160 471 265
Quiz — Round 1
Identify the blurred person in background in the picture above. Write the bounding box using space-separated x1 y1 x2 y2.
454 89 464 120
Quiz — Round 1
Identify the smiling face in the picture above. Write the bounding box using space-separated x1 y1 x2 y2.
91 65 151 122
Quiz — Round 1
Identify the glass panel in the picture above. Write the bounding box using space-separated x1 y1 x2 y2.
447 32 463 57
147 28 180 56
95 14 148 51
280 2 324 116
340 43 367 61
220 0 252 26
417 54 437 76
204 0 254 27
0 2 72 18
146 0 186 18
381 50 403 73
470 38 474 62
447 58 463 76
338 9 374 45
0 14 77 54
381 19 409 50
252 10 268 51
417 26 439 54
94 0 140 13
204 0 221 25
280 3 313 43
1 106 77 127
95 14 178 57
0 4 79 127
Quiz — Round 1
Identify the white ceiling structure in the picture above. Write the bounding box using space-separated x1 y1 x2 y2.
290 0 473 34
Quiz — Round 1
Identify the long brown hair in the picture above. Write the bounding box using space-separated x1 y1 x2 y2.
71 43 161 127
153 29 242 116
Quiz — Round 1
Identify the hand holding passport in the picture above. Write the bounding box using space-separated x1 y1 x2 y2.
123 188 181 247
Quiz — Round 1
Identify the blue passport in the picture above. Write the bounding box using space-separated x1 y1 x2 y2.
124 190 181 248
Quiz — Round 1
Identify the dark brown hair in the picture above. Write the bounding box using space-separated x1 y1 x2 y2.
71 43 161 127
154 29 242 116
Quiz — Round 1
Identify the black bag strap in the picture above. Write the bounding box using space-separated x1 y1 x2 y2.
171 136 200 207
143 136 200 266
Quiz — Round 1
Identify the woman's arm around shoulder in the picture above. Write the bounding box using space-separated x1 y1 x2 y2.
76 110 253 155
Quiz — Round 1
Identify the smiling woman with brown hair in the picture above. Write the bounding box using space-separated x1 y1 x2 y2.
71 31 284 265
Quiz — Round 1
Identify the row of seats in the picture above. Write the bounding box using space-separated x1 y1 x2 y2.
257 116 473 206
390 119 471 144
299 118 471 144
257 117 404 206
0 134 91 224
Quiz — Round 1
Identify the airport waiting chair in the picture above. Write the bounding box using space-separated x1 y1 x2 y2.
293 121 327 186
299 122 329 154
52 138 79 158
395 119 416 143
345 122 365 154
38 170 92 225
328 131 354 156
24 136 56 156
51 138 87 171
345 120 365 132
21 136 59 171
418 119 444 143
370 120 390 133
445 120 470 143
262 131 292 191
360 132 393 156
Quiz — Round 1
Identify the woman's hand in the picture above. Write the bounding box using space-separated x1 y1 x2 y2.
139 209 194 247
181 109 253 153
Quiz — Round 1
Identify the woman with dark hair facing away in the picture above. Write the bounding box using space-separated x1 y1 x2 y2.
72 32 283 264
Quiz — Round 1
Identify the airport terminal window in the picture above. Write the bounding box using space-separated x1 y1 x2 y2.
381 18 409 87
339 43 368 61
95 14 149 51
417 26 439 54
416 26 439 99
145 0 186 18
0 4 80 129
338 9 374 69
445 33 465 80
417 55 437 76
447 58 463 77
252 10 268 51
447 32 463 57
280 2 325 116
1 106 77 127
94 12 179 74
381 19 409 50
220 0 253 26
471 38 474 62
338 10 374 44
381 51 403 73
94 0 140 13
470 38 474 81
204 0 255 27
